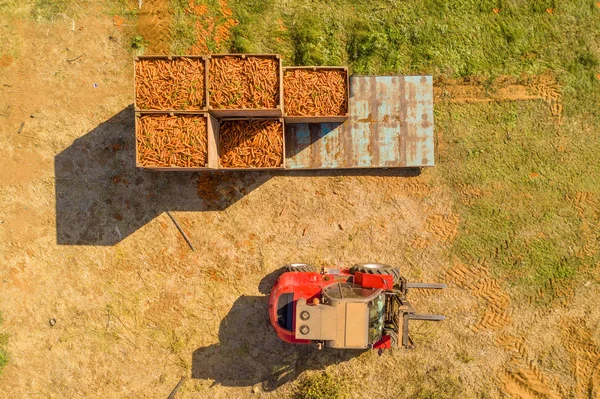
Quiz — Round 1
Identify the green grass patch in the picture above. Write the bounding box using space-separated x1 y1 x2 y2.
391 364 466 398
31 0 70 21
435 100 600 298
0 312 8 375
106 0 138 20
227 1 600 84
408 376 463 399
293 372 345 399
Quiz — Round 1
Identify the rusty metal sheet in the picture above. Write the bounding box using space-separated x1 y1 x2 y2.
284 75 434 169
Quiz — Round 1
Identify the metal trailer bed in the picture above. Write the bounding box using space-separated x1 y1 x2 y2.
134 73 434 171
284 75 434 170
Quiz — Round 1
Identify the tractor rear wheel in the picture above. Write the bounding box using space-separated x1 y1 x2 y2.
284 263 318 273
350 263 401 284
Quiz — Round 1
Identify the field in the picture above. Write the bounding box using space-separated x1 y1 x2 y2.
0 0 599 398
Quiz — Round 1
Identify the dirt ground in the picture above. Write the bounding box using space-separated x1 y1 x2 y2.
1 1 599 398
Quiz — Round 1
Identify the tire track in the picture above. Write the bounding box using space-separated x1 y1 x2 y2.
530 277 575 308
409 236 429 249
457 183 486 206
497 332 561 399
426 213 460 243
400 180 431 198
572 192 599 260
446 262 512 332
527 73 563 123
446 262 561 397
561 318 600 399
434 78 543 104
500 367 562 399
137 0 172 54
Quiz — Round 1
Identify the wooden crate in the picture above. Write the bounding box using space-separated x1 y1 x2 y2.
217 118 285 170
283 66 349 123
134 55 208 112
207 54 283 118
135 112 218 170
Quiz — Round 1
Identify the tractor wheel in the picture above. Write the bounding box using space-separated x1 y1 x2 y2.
284 263 318 273
350 263 401 284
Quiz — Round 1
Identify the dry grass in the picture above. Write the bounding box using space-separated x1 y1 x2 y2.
1 1 600 398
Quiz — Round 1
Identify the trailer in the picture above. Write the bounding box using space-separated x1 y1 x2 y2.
133 55 434 171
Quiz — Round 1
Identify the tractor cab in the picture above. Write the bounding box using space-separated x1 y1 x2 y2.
295 282 385 349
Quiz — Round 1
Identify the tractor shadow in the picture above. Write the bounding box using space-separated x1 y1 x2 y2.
191 269 364 390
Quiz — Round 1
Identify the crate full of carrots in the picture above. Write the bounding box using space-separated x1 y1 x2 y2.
135 113 218 170
283 67 349 123
208 54 283 117
134 56 208 112
218 119 284 169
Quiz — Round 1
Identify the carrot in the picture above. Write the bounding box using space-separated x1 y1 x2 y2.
136 114 208 168
283 69 347 117
135 58 206 111
209 56 280 110
219 120 283 168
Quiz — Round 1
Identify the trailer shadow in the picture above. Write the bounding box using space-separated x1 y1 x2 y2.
54 105 273 245
191 294 362 391
284 122 343 159
54 105 421 245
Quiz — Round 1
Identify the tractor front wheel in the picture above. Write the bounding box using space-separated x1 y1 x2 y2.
350 263 401 284
284 263 318 273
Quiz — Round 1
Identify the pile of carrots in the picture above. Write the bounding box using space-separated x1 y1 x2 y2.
210 56 280 109
284 69 348 116
135 57 205 110
137 114 208 167
133 55 350 169
219 120 283 168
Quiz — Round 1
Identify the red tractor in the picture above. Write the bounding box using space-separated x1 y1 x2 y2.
269 263 446 350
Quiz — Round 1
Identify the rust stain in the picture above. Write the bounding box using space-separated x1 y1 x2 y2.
356 113 374 123
406 79 419 163
398 76 407 165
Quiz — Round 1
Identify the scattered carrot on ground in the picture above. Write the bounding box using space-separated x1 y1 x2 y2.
219 120 283 168
137 114 208 167
186 0 238 54
284 69 348 116
209 56 280 109
135 58 205 110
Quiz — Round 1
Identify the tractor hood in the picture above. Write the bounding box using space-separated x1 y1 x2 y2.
294 283 383 349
